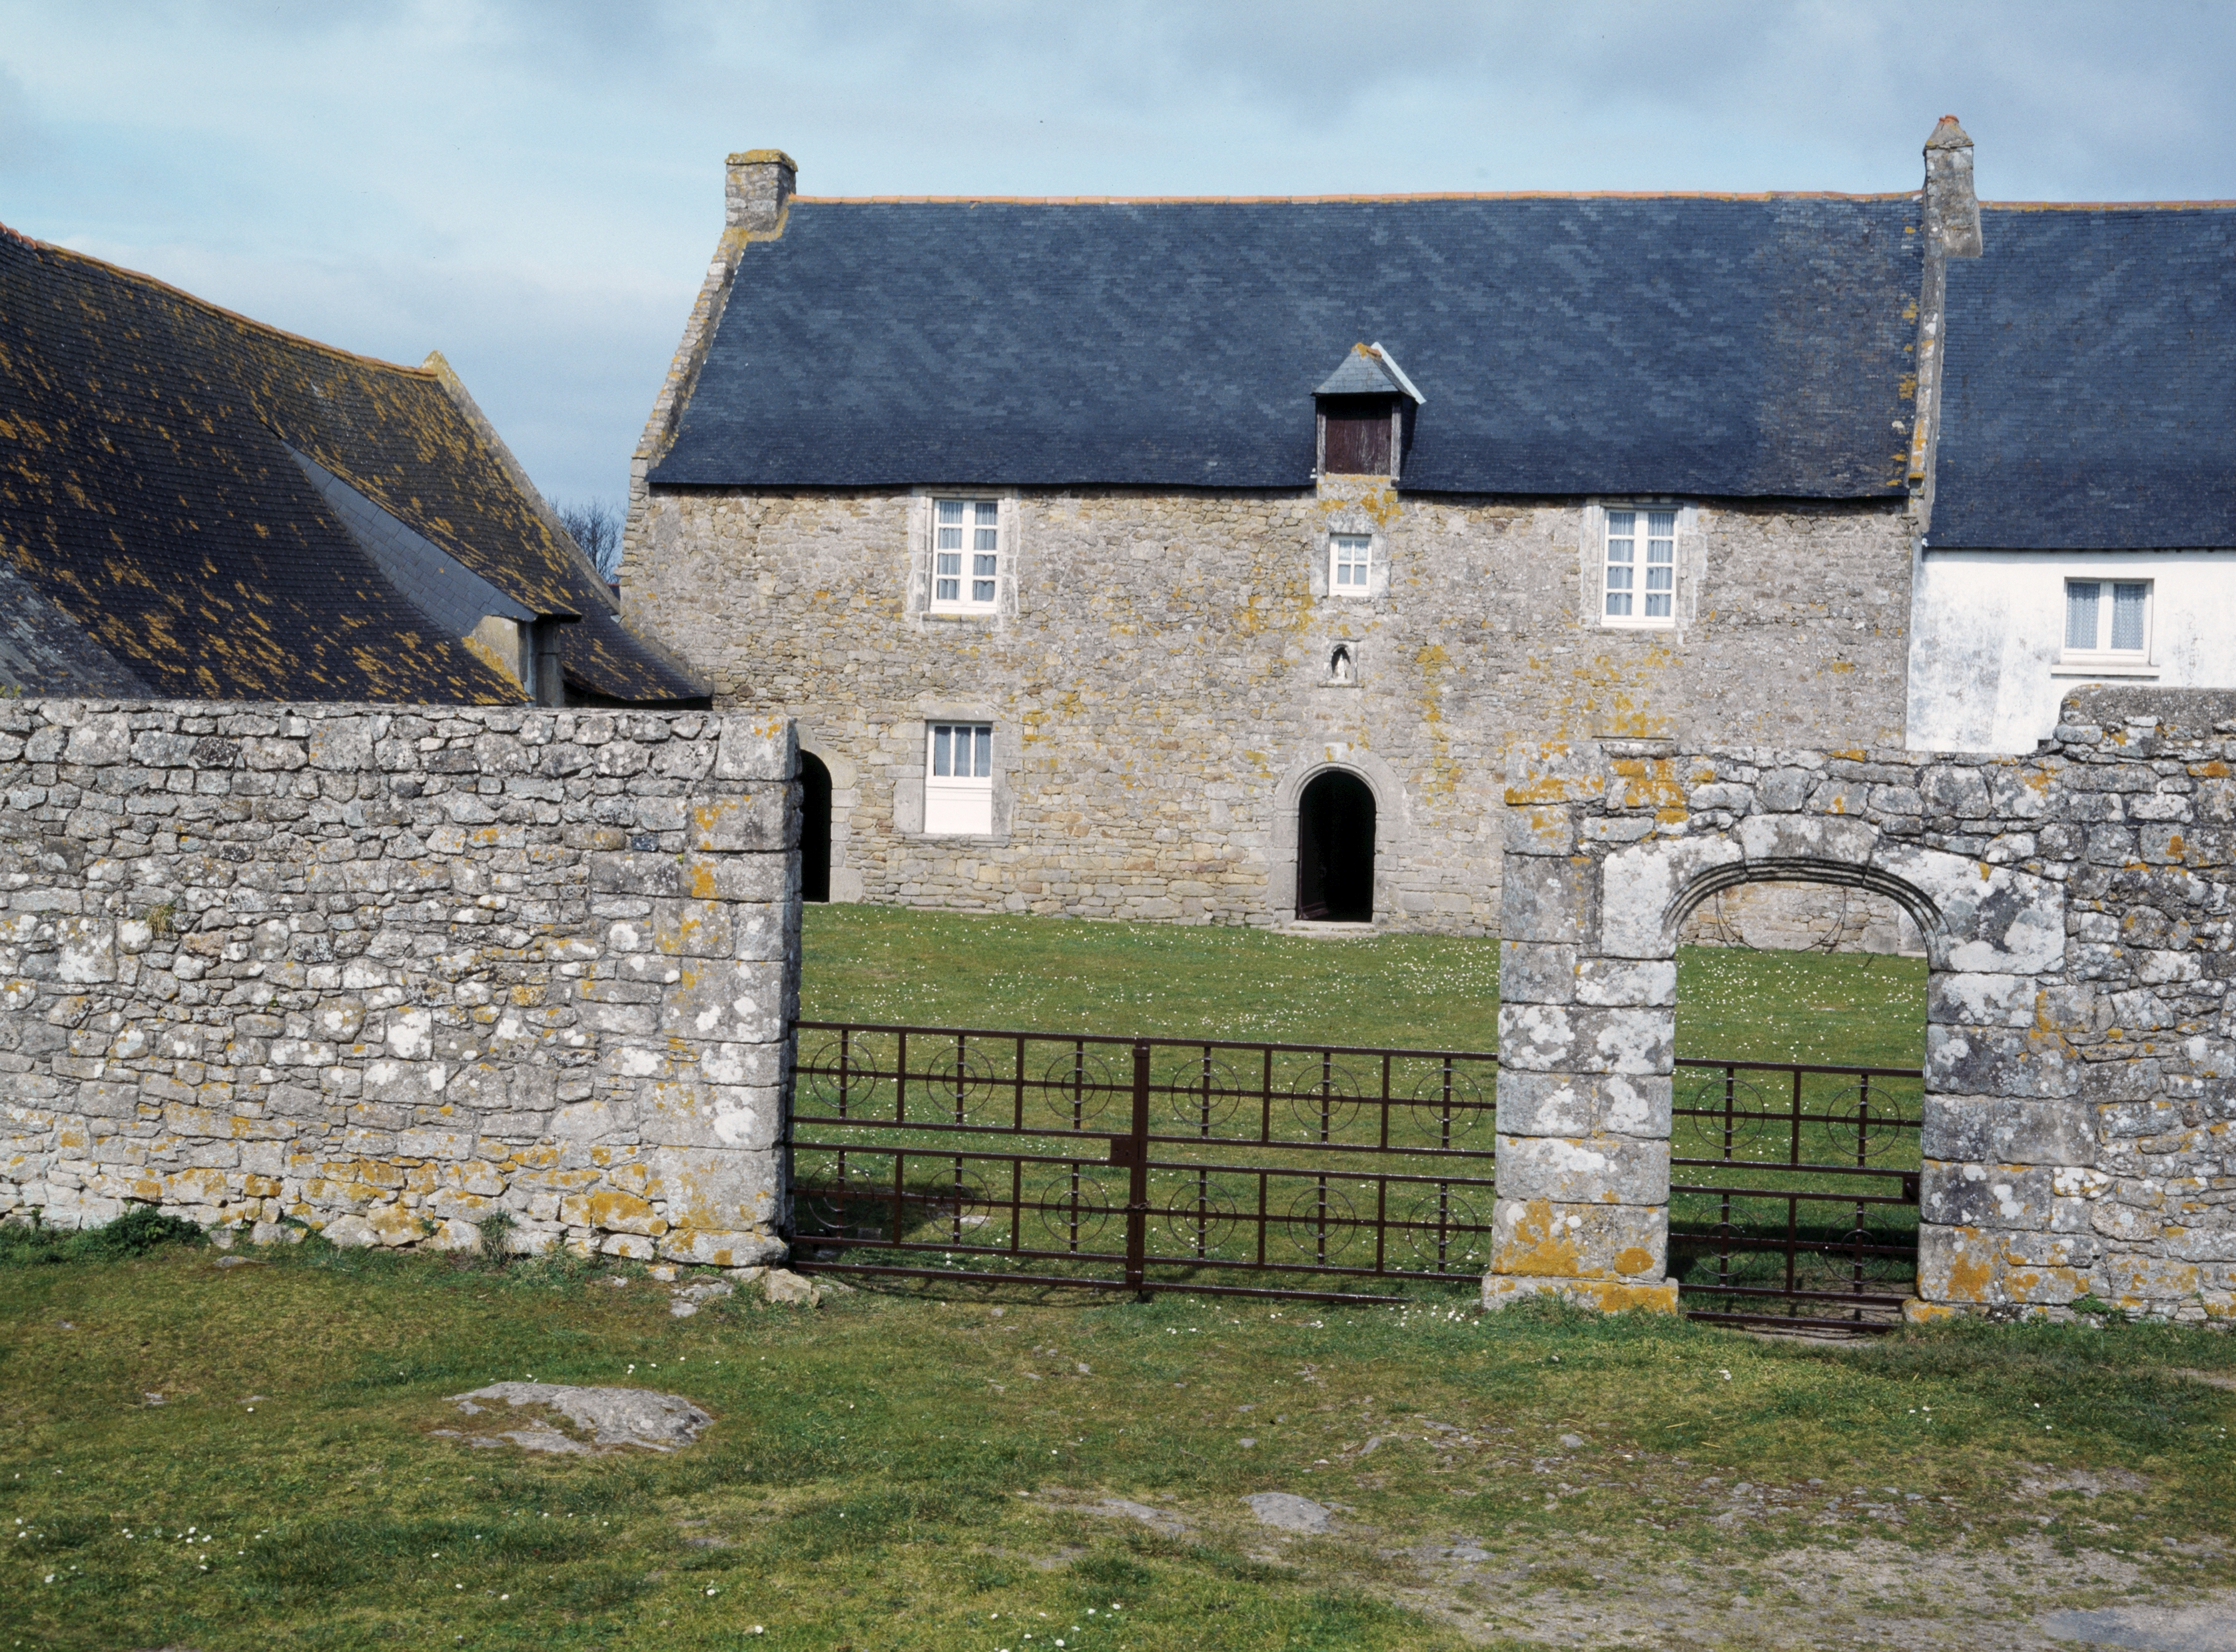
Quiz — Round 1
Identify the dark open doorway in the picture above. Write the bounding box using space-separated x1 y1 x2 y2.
1296 769 1375 922
799 751 833 904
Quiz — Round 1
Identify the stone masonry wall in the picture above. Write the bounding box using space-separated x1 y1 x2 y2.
627 484 1911 933
0 699 801 1262
1490 685 2236 1324
1677 881 1924 954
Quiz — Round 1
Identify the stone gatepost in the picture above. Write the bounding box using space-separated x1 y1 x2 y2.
1487 743 1680 1312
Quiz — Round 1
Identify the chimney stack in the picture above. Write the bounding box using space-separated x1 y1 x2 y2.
725 149 798 233
1906 116 1984 512
1922 116 1982 259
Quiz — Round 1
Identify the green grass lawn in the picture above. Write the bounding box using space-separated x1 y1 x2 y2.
799 904 1929 1065
3 1241 2231 1652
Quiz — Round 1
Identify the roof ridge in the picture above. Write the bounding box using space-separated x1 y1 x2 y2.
789 189 1921 206
0 220 439 380
1981 198 2236 211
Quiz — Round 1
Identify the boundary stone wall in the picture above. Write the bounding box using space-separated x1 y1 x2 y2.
0 699 801 1264
1489 686 2236 1325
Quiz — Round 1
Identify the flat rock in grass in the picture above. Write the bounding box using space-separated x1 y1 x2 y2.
669 1279 734 1317
438 1383 712 1454
1244 1493 1332 1533
1066 1496 1190 1537
761 1268 821 1306
2041 1598 2236 1650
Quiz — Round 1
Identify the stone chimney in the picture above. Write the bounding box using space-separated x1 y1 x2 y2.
725 150 798 233
1908 116 1984 514
1922 115 1982 259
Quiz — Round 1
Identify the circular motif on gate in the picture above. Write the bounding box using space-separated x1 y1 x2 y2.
1279 1181 1367 1266
918 1041 1003 1126
1034 1046 1128 1132
1809 1088 1923 1166
1031 1167 1120 1252
1158 1050 1251 1135
911 1166 997 1242
1675 1070 1788 1163
1397 1063 1493 1148
797 1032 891 1116
1156 1180 1243 1261
1276 1056 1368 1140
1389 1186 1491 1274
791 1178 872 1242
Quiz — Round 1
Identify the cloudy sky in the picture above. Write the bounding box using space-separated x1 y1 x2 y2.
4 1 2231 512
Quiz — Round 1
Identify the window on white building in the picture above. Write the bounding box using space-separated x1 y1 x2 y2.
1330 534 1371 595
2062 579 2151 661
924 721 994 835
1603 508 1677 625
932 499 1000 610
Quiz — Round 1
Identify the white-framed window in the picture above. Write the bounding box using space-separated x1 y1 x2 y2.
924 721 994 835
932 498 1000 610
1603 507 1677 626
1329 534 1371 596
2061 578 2151 663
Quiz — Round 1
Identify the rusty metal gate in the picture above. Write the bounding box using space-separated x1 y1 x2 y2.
785 1022 1498 1302
785 1023 1922 1320
1669 1057 1924 1330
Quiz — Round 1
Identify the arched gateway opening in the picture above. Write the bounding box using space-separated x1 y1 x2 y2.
798 751 833 904
1489 747 2069 1328
1296 769 1375 923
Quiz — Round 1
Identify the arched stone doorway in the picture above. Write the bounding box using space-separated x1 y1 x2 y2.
799 751 833 904
1296 769 1375 922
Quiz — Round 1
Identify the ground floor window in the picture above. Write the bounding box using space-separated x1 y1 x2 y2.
925 722 994 835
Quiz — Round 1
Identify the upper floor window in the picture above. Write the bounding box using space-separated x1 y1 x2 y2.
933 499 1000 610
2063 579 2151 661
1603 508 1677 627
1330 534 1371 596
925 721 994 835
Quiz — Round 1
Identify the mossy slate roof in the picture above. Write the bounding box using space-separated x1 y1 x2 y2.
0 225 706 703
651 194 1926 498
1930 205 2236 551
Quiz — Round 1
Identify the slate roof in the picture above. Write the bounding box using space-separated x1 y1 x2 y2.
0 224 707 703
1928 204 2236 550
651 193 1923 499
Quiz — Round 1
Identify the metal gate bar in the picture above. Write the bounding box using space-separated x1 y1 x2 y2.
789 1022 1497 1301
788 1025 1922 1320
1671 1056 1923 1331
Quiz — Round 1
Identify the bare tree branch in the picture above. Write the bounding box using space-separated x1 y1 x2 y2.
556 498 624 583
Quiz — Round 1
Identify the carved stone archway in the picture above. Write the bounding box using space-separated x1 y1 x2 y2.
1488 738 2069 1318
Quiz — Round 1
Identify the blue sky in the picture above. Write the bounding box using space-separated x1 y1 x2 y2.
4 1 2231 512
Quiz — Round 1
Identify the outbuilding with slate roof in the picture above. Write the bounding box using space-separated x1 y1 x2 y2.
0 224 707 707
618 125 1991 933
1904 199 2236 753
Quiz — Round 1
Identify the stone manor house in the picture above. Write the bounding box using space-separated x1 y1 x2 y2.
621 122 2235 935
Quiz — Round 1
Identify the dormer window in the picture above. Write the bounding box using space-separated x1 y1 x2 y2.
1313 342 1424 481
1321 399 1393 474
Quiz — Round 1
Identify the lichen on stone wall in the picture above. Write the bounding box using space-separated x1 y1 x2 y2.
624 486 1912 933
1493 686 2236 1325
0 699 799 1264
